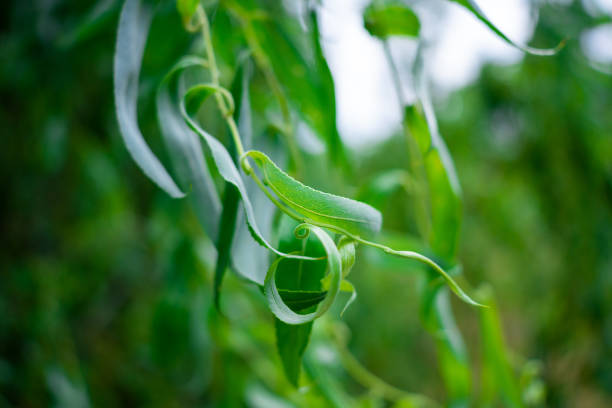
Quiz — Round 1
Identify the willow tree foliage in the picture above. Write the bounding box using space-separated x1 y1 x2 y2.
113 0 562 405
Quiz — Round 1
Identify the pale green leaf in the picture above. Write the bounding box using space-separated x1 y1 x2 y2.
114 0 184 198
157 56 221 240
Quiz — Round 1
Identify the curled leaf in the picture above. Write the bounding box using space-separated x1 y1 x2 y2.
245 150 382 238
265 224 342 325
114 0 184 198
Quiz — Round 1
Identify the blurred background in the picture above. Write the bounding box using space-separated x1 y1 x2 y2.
1 0 611 406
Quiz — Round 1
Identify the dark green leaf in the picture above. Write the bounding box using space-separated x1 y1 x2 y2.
114 0 184 198
275 318 313 387
364 2 421 39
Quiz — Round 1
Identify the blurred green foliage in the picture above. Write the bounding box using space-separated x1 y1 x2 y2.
1 0 611 407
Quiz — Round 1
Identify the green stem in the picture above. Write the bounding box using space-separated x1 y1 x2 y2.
196 6 249 171
382 40 406 113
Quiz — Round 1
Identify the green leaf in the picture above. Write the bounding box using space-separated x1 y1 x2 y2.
157 56 221 240
477 285 522 407
275 318 313 387
450 0 564 56
364 2 420 39
246 150 382 238
411 44 463 261
265 224 342 325
114 0 184 198
410 45 473 402
404 105 462 260
180 87 319 273
419 284 471 404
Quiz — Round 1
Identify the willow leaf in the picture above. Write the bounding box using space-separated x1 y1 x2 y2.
265 224 341 325
180 89 317 265
411 42 473 402
450 0 564 56
363 2 420 39
114 0 184 198
477 286 522 407
246 150 382 238
157 56 221 240
276 317 313 387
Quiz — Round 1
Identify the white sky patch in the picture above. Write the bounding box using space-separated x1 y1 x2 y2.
319 0 537 148
581 23 612 63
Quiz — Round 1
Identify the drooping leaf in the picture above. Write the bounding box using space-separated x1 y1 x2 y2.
114 0 184 198
404 105 462 261
419 282 471 404
450 0 564 56
275 319 313 387
411 42 472 403
477 285 522 407
246 150 382 238
265 224 342 325
363 2 421 39
157 56 221 240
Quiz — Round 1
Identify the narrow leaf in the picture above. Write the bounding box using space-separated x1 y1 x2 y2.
157 56 221 240
275 319 313 386
363 2 421 39
114 0 184 198
450 0 564 56
477 286 522 407
246 150 382 238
